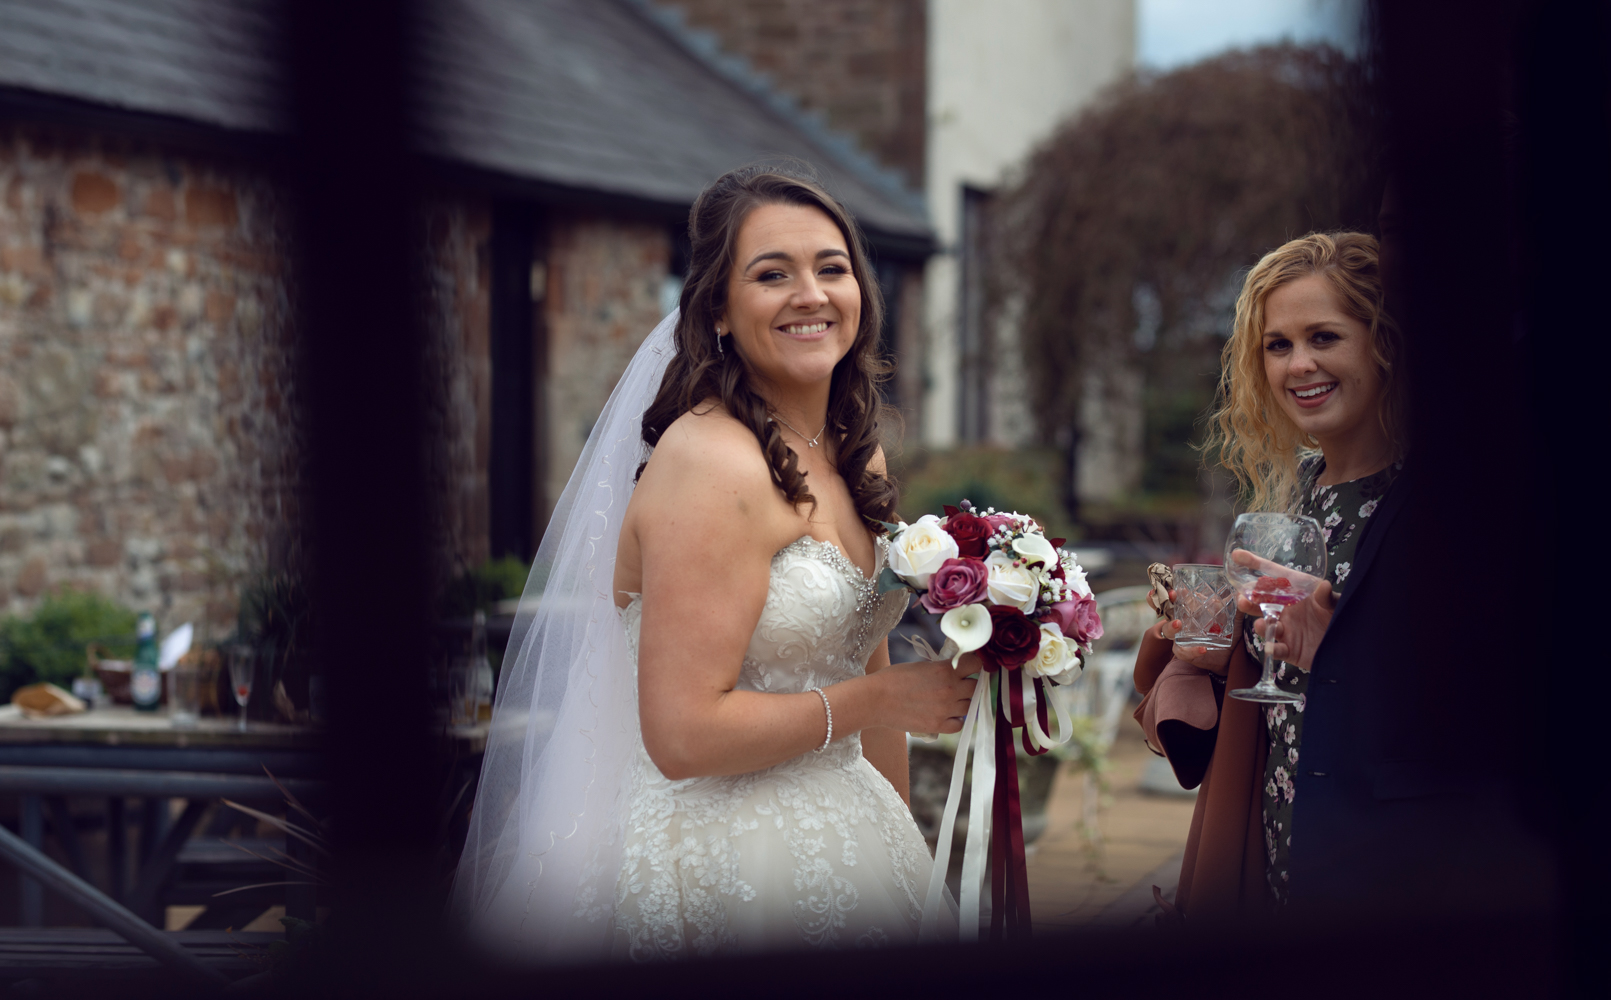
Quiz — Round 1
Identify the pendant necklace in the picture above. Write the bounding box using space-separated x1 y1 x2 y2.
769 412 828 448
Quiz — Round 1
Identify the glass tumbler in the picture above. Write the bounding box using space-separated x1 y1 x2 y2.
1171 563 1236 650
168 664 202 728
449 657 477 727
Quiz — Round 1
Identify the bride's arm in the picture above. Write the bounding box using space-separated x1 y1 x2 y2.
633 416 972 780
860 639 910 805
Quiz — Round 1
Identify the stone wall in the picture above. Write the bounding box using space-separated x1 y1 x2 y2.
0 123 498 632
540 212 670 520
0 125 300 633
654 0 927 189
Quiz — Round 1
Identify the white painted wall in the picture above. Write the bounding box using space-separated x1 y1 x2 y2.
922 0 1135 447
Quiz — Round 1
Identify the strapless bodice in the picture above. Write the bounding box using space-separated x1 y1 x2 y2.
621 534 911 694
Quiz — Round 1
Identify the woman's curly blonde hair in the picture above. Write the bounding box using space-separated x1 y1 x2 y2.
1208 232 1404 512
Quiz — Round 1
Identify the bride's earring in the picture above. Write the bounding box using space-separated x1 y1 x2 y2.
715 326 724 354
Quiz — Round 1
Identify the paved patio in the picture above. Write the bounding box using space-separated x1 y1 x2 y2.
1028 723 1197 931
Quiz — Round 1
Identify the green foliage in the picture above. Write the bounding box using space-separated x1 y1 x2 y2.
0 588 137 702
893 446 1077 542
440 555 530 619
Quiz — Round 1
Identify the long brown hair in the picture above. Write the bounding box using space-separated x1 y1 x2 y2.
1207 231 1405 511
639 164 899 526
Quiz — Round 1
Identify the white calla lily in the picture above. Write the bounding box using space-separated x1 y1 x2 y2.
1011 533 1059 570
939 603 993 667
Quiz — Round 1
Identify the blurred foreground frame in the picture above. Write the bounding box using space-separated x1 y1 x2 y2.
280 1 1594 997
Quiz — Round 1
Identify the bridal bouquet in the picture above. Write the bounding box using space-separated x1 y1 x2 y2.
878 501 1102 943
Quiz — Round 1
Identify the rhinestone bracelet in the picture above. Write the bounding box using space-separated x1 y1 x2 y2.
808 686 833 752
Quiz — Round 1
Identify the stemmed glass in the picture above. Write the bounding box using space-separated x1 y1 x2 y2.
227 645 256 732
1222 513 1327 704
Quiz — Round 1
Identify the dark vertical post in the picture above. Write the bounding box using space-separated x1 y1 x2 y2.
138 796 168 870
106 797 125 902
1510 0 1611 984
285 830 316 925
958 186 991 443
284 0 436 984
489 203 537 561
20 795 42 926
1377 0 1602 947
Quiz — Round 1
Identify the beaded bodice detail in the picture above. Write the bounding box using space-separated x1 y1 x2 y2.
600 534 939 960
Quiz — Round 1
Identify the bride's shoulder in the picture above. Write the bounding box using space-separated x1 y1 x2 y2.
638 400 772 499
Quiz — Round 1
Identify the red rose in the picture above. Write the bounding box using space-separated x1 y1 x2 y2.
984 513 1016 533
978 605 1040 672
943 511 992 558
920 557 990 613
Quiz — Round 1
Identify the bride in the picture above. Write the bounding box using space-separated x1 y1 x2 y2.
453 165 972 962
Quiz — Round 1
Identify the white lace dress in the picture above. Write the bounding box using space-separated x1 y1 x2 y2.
606 535 951 959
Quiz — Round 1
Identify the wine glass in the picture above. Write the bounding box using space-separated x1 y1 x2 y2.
227 645 256 732
1222 513 1327 704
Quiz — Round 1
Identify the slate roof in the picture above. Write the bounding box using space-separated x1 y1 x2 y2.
0 0 285 134
0 0 931 248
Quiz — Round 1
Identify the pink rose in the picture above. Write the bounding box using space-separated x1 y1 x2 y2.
1043 596 1103 645
920 557 990 614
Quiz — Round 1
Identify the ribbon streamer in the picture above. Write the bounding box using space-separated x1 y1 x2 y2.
915 643 1084 942
919 670 988 941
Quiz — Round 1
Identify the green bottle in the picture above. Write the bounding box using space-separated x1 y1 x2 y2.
131 613 161 712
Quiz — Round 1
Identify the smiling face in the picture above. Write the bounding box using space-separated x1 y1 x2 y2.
718 202 861 396
1261 272 1385 448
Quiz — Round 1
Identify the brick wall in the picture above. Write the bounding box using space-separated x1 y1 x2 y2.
421 197 493 578
654 0 927 189
0 125 301 633
540 212 670 519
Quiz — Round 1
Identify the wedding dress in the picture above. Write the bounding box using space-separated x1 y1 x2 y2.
607 536 944 958
453 311 955 963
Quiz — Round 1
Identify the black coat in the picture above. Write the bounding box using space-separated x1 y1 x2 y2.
1288 464 1555 922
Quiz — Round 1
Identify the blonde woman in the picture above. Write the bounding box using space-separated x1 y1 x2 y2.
1132 232 1405 921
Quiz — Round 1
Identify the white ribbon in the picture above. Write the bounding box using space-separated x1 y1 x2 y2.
918 669 990 942
1021 675 1076 752
958 676 995 941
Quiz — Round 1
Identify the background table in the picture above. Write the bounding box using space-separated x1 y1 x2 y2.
0 705 324 929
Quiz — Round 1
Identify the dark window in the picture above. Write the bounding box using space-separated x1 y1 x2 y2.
488 202 542 561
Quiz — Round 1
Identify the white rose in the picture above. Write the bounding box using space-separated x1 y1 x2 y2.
985 550 1041 614
887 514 959 589
1024 622 1081 684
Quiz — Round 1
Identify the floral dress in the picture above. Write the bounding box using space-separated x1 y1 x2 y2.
1253 457 1401 909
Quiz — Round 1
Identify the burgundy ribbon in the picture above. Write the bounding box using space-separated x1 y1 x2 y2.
989 676 1034 942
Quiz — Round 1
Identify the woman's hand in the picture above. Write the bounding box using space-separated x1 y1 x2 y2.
1228 549 1335 671
1150 590 1233 676
1248 583 1336 671
871 656 979 734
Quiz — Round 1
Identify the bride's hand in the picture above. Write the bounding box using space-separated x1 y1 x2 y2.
874 655 979 734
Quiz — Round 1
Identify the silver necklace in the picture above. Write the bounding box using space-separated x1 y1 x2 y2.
769 412 828 448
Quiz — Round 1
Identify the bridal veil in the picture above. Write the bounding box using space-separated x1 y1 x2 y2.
451 310 678 961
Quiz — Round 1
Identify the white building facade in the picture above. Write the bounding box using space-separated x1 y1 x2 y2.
922 0 1135 449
